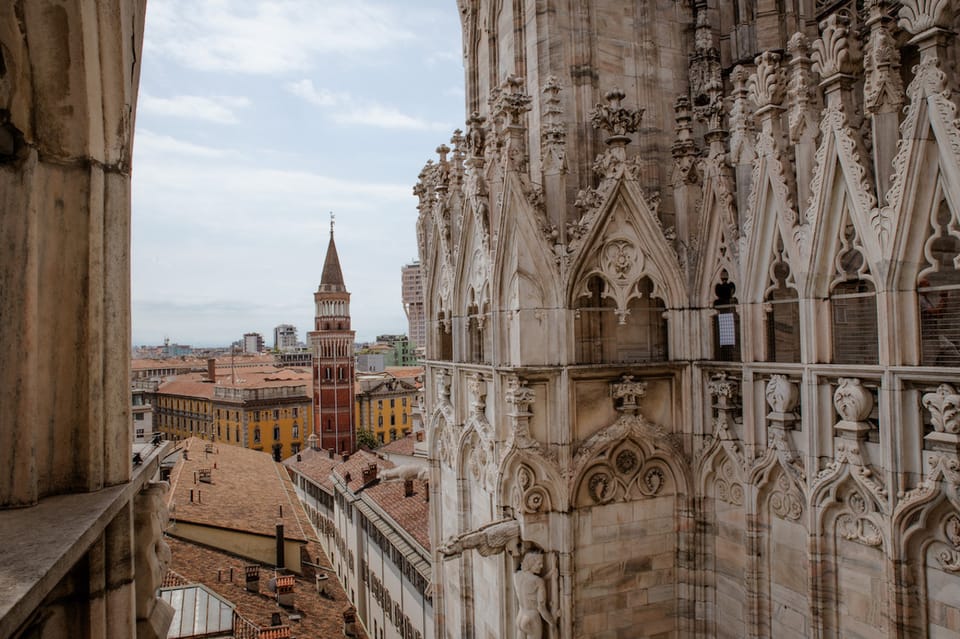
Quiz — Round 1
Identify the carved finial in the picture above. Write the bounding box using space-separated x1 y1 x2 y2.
812 13 861 79
505 376 536 416
708 372 739 406
467 373 487 415
589 88 644 144
329 211 334 236
611 375 647 414
748 51 786 110
490 74 532 128
864 1 905 114
728 65 757 165
898 0 953 35
834 378 874 439
786 33 819 143
923 384 960 434
542 75 566 145
672 95 698 186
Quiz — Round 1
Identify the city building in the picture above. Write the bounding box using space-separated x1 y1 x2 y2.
402 261 427 348
355 368 423 445
285 445 433 639
309 219 357 453
162 437 365 637
275 346 314 368
415 1 960 638
132 380 159 445
243 332 265 354
154 365 313 461
274 323 299 352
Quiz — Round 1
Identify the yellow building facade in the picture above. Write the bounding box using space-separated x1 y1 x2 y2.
155 370 313 461
354 368 422 445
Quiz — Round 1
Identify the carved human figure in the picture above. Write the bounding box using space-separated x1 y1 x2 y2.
514 552 559 639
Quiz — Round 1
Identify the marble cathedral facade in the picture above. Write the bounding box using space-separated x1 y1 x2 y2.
415 1 960 637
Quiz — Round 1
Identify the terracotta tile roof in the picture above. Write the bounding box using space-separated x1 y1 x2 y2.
362 479 432 551
165 537 367 639
384 366 424 379
282 447 340 492
157 378 217 399
379 433 416 457
167 438 308 542
332 450 394 493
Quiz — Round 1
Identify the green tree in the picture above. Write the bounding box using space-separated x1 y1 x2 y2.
356 428 379 450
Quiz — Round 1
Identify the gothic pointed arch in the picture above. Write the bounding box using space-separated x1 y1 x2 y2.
497 451 565 517
694 156 742 308
567 179 686 312
885 54 960 277
493 171 561 311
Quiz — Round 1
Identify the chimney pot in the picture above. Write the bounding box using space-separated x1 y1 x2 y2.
404 479 414 497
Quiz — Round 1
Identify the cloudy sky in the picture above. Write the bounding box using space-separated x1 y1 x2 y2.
131 0 464 347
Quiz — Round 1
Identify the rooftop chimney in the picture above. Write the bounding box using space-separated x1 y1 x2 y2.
276 523 285 568
362 463 378 485
404 478 414 497
245 565 260 593
207 358 216 382
328 449 334 459
343 608 358 637
276 574 295 608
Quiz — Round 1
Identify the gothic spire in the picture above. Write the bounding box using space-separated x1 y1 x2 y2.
319 212 346 293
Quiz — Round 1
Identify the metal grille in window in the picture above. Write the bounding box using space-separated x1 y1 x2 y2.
574 277 667 364
919 286 960 366
831 282 878 365
713 272 740 361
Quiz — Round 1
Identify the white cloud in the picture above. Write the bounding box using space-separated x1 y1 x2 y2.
286 79 450 131
133 129 234 158
145 0 415 74
285 79 345 107
139 93 250 124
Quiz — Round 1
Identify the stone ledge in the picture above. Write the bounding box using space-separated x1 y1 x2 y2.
0 441 172 637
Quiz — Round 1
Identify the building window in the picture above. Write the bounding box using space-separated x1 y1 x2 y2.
273 444 282 462
390 415 395 426
390 398 395 408
402 412 407 425
389 428 397 441
712 271 740 361
326 419 333 432
575 275 668 364
764 241 801 363
402 397 407 407
293 407 298 418
377 432 384 443
273 409 280 420
135 412 144 421
326 367 331 380
919 197 960 366
254 427 261 443
377 399 383 410
293 423 299 439
273 426 280 441
378 415 383 427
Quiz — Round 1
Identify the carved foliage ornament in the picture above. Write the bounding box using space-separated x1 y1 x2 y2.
766 374 800 414
937 513 960 571
715 457 744 506
923 384 960 434
749 52 786 110
812 13 860 80
590 88 644 142
512 463 553 515
898 0 953 34
834 377 874 424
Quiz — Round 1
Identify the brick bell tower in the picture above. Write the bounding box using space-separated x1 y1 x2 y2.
308 215 356 453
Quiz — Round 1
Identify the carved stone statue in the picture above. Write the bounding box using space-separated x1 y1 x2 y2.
514 551 559 639
135 481 175 639
379 464 429 482
438 518 520 558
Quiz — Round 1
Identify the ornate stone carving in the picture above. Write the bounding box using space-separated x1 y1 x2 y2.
611 375 647 414
749 52 786 111
769 473 804 521
716 457 744 506
923 384 960 433
728 66 757 165
923 384 960 452
542 75 566 173
135 481 175 639
672 95 699 187
811 13 860 80
511 463 553 514
837 488 884 546
467 372 488 417
766 374 800 414
466 111 487 159
439 518 521 558
834 378 874 438
514 551 560 638
490 75 533 130
864 1 905 114
786 33 819 144
590 88 644 144
898 0 953 34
